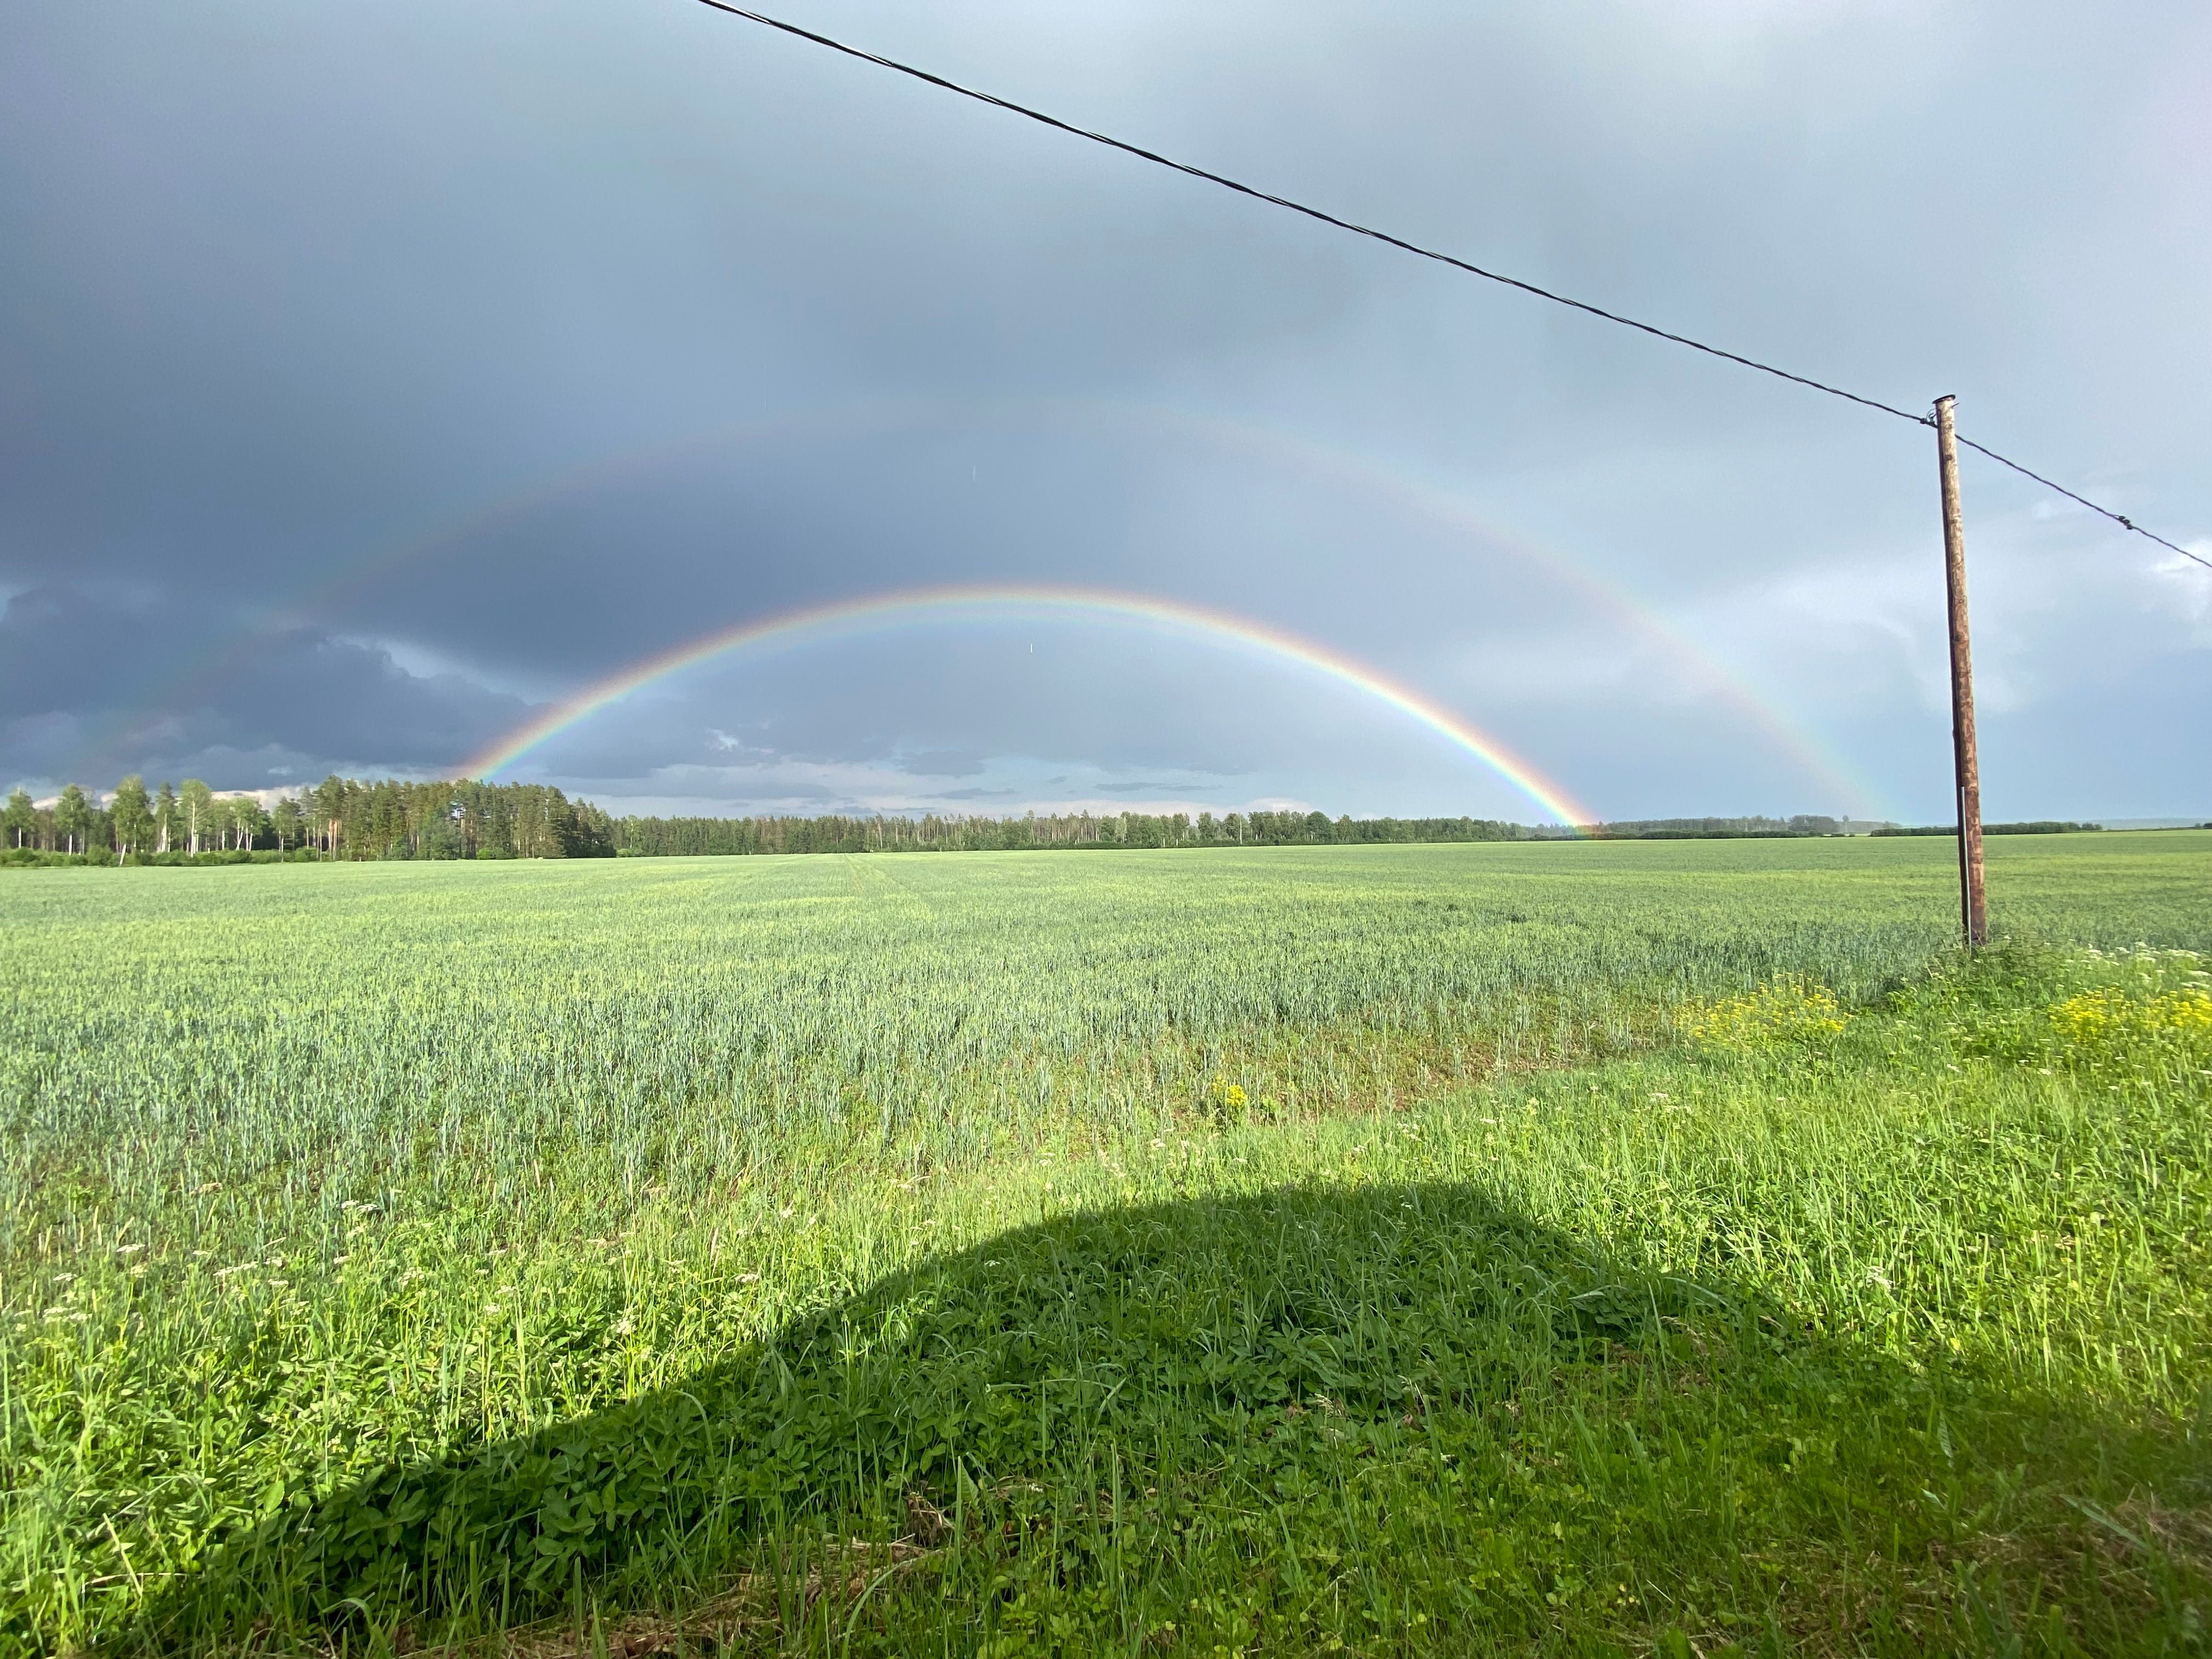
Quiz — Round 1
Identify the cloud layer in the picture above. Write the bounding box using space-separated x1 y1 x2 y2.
4 0 2205 820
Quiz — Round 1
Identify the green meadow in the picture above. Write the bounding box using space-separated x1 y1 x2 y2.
3 832 2209 1656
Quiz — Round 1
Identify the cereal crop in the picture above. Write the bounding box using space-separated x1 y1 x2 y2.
3 831 2208 1655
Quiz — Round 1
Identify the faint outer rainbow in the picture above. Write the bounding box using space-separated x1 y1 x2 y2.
462 584 1598 828
128 394 1882 816
1124 406 1890 817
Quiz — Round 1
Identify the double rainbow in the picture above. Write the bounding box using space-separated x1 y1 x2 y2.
114 396 1887 820
463 583 1596 828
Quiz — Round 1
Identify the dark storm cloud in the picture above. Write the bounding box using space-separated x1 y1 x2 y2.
3 1 2205 816
0 586 528 788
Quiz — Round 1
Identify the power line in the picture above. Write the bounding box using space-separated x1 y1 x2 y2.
1953 435 2211 572
691 1 2207 574
693 1 1921 423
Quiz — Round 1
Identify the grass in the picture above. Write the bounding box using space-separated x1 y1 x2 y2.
3 833 2209 1655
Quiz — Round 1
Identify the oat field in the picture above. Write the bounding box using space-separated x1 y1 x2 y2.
4 833 2209 1655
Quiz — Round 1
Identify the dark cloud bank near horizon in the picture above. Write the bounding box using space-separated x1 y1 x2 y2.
4 0 2205 825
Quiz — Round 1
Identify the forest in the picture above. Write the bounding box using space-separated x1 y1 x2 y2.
3 778 1538 862
612 806 1539 856
3 776 615 864
7 776 2106 866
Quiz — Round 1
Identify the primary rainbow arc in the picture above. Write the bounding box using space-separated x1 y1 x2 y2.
463 583 1596 827
133 395 1885 818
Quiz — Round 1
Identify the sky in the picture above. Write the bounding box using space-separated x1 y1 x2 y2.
3 0 2206 826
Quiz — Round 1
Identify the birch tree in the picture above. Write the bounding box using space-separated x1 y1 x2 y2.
55 784 91 856
110 776 153 861
180 780 214 855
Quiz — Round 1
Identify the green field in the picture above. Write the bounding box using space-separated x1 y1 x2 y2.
4 833 2210 1655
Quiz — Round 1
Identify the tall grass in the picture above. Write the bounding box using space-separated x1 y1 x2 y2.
2 833 2208 1654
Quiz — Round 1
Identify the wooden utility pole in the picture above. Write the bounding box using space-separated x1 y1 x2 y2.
1933 395 1988 947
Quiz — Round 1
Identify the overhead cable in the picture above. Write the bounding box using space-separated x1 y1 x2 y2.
690 1 2207 573
1953 436 2210 571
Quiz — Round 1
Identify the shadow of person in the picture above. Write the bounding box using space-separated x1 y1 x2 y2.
132 1180 2187 1654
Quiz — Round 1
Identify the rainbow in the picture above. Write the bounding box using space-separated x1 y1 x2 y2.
127 394 1887 816
1127 406 1890 817
463 584 1597 827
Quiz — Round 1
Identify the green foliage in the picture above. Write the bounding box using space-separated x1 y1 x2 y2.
107 776 152 861
1 789 32 851
1874 821 2106 837
7 780 2129 871
611 807 1530 856
2 833 2209 1655
1 777 618 865
1587 813 1848 838
1679 974 1848 1047
1940 945 2212 1077
50 785 92 857
178 778 215 855
610 809 1884 857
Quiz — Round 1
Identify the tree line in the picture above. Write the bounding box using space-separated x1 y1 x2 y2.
610 808 1538 857
611 811 1880 854
4 776 613 864
19 780 2112 868
1871 820 2104 837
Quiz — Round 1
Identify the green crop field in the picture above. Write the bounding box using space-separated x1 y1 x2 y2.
4 832 2210 1656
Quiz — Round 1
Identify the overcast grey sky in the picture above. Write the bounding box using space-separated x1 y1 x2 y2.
4 0 2205 823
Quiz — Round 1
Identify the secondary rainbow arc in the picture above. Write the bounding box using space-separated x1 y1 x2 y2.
122 395 1886 818
463 584 1597 827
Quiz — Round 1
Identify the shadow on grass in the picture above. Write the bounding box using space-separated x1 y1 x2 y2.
136 1182 2205 1655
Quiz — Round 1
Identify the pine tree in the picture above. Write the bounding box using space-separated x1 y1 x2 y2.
314 776 348 856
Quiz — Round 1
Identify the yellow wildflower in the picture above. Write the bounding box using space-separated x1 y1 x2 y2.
1682 977 1847 1048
